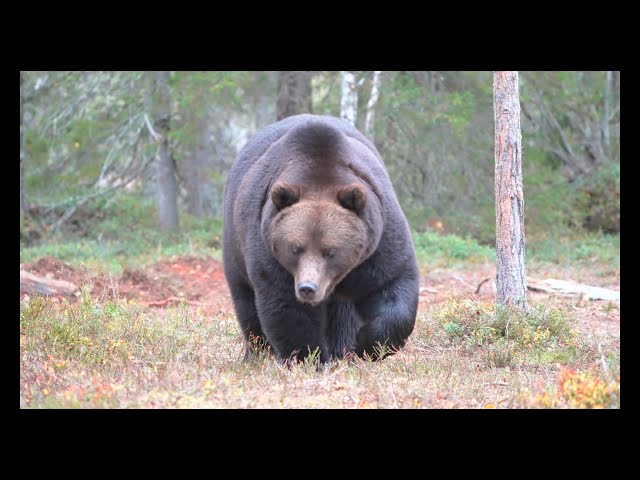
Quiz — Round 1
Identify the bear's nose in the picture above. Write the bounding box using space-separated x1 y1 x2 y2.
298 282 318 298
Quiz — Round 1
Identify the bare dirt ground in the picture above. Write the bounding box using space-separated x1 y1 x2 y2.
19 255 620 409
20 255 620 341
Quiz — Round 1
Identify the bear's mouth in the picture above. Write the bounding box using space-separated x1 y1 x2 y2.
299 299 323 307
295 293 327 306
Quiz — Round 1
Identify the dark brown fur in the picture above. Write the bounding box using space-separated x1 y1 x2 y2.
222 114 419 363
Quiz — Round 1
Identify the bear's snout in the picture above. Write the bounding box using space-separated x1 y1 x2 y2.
295 277 325 305
298 282 318 299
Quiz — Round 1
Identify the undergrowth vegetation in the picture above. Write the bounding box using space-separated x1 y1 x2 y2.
19 194 619 410
20 286 619 409
21 192 619 275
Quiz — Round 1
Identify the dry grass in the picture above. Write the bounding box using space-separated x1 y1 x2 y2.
20 284 620 409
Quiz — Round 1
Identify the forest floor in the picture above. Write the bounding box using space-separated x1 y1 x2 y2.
19 255 620 409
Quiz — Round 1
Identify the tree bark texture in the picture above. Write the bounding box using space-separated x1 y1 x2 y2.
364 71 382 140
602 71 612 154
152 71 179 232
276 71 313 120
20 72 26 218
494 71 528 310
186 115 210 217
340 71 358 126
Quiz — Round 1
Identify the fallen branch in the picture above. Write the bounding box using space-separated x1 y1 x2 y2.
527 278 619 301
419 286 438 294
475 277 493 295
20 270 78 297
483 381 509 387
143 297 212 308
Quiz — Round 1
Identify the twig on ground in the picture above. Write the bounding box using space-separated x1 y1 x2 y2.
143 297 212 307
475 277 493 294
419 286 438 294
483 381 509 387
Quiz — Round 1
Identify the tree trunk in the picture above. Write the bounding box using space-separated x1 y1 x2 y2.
493 71 528 310
151 71 179 232
340 71 358 126
20 72 26 218
602 71 612 156
364 71 382 140
276 71 313 120
186 114 209 217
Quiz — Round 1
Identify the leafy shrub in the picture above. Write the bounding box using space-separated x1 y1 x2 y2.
571 163 620 233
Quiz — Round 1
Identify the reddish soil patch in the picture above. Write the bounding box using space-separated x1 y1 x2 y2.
20 256 619 338
116 256 234 315
20 256 113 298
20 255 234 315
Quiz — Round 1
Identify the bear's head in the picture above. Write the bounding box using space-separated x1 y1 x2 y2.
269 181 369 305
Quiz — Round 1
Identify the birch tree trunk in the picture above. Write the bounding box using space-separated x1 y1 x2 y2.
364 71 382 140
340 71 358 126
20 71 26 218
494 71 528 310
276 71 313 120
151 71 179 232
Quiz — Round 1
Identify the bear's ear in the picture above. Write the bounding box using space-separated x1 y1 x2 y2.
271 181 300 210
337 183 367 214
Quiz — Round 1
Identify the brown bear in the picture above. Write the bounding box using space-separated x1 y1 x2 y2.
222 114 419 363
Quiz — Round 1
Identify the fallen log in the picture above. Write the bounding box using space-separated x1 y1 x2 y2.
20 270 79 297
527 278 619 301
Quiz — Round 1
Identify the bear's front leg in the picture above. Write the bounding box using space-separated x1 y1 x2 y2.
254 292 329 364
354 276 419 359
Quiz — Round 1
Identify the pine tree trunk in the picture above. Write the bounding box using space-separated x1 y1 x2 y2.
364 71 382 140
276 71 312 120
186 115 209 217
340 71 358 126
152 71 179 232
494 71 528 310
20 71 26 218
602 71 612 156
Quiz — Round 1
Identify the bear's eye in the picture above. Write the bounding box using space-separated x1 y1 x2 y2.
292 245 304 255
323 248 336 259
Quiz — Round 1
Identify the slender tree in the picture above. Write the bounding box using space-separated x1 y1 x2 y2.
276 71 313 120
494 71 528 310
185 112 210 217
364 71 382 140
340 71 358 126
147 71 179 232
20 72 26 218
602 71 613 155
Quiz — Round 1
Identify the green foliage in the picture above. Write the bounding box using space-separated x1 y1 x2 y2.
170 71 252 145
528 232 619 268
522 116 620 237
21 71 621 263
22 71 148 208
427 299 580 368
311 72 341 117
436 91 476 132
571 163 620 233
412 231 495 267
372 72 497 244
523 147 574 234
20 193 223 274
